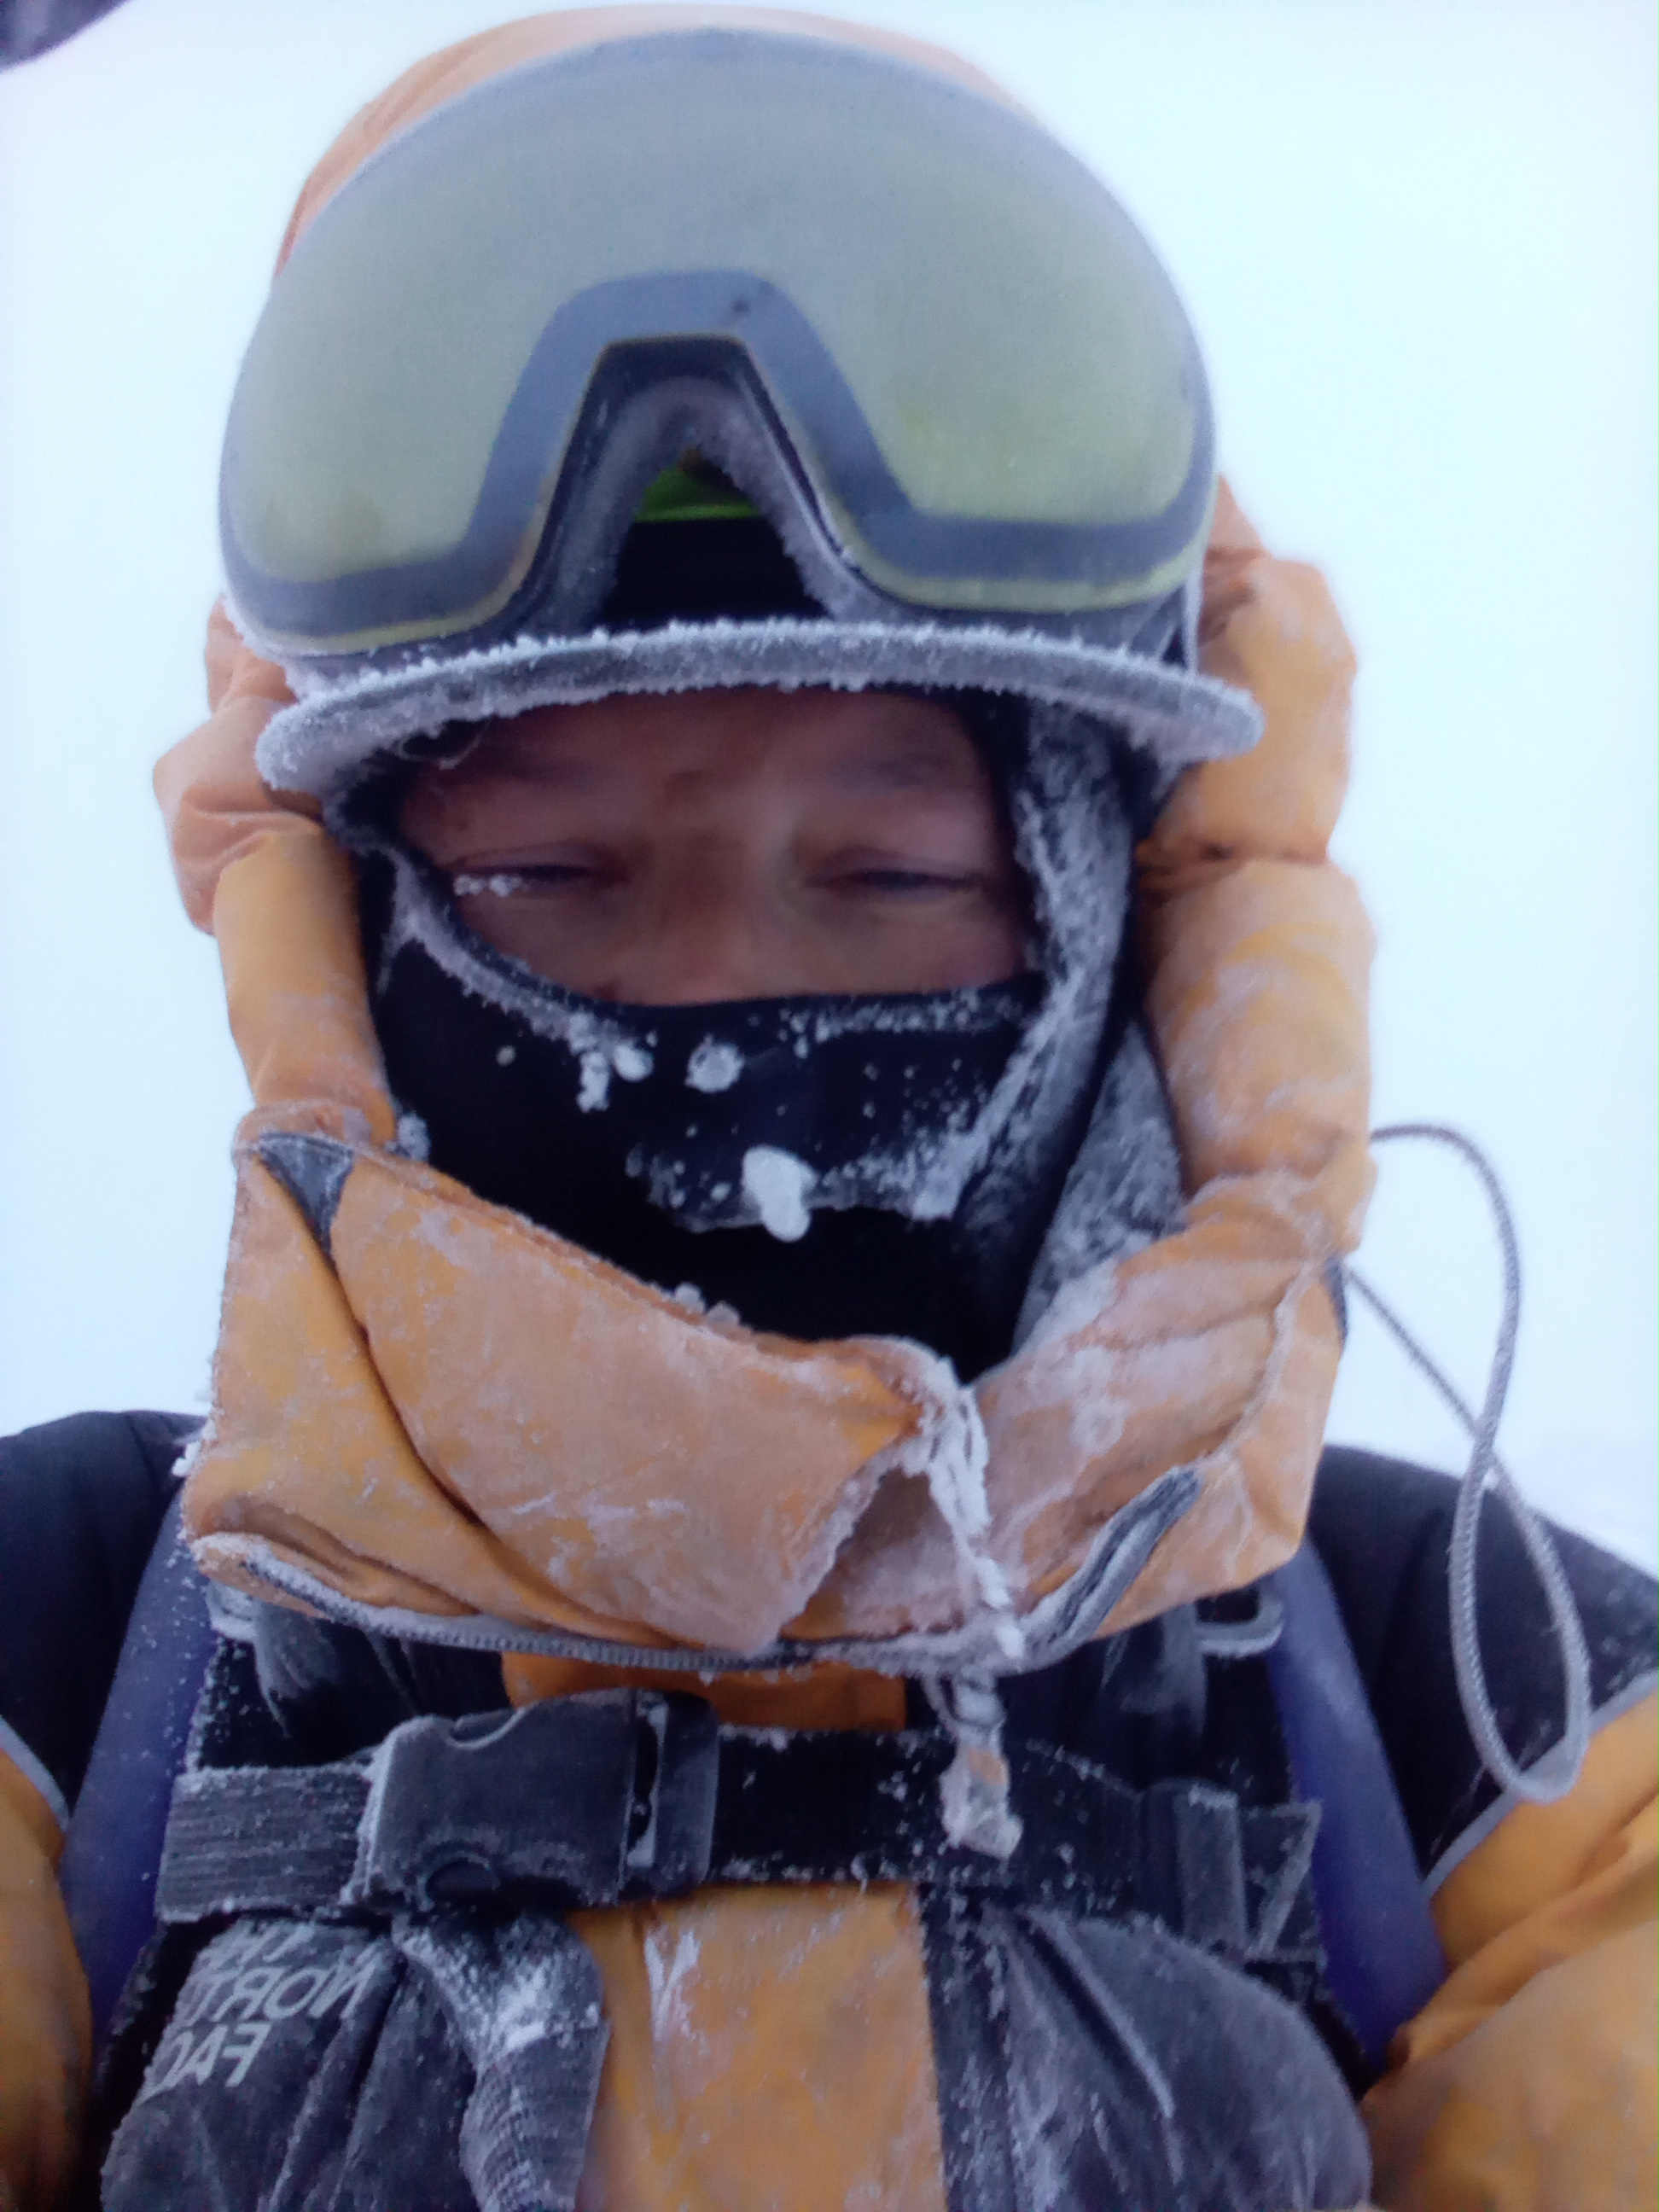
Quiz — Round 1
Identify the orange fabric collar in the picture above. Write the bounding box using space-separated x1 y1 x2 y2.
183 1091 1344 1663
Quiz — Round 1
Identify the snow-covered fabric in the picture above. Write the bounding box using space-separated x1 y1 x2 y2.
101 1887 1371 2212
0 17 1650 2210
258 618 1259 810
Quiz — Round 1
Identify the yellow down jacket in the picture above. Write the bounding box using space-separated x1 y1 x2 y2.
1 13 1653 2210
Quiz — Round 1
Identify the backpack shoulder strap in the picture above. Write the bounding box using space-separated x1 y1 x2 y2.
1266 1540 1446 2064
58 1489 218 2052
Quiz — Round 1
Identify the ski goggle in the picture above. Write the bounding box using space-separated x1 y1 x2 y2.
221 28 1216 660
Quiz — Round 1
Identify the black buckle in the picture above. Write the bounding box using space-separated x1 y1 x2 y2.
622 1692 720 1897
1143 1780 1249 1953
352 1691 719 1912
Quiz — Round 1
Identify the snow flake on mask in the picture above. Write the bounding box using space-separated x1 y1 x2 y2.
545 973 1036 1231
577 1052 610 1113
742 1146 815 1242
576 1038 655 1112
685 1038 744 1094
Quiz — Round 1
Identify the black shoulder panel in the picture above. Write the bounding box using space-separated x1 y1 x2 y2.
1309 1446 1658 1875
0 1411 200 1811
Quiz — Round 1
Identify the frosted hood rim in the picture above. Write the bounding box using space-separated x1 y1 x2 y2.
253 614 1262 804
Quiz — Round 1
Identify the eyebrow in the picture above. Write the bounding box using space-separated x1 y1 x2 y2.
458 741 605 790
821 746 981 794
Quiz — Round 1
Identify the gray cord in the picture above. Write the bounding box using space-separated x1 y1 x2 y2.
1347 1123 1592 1803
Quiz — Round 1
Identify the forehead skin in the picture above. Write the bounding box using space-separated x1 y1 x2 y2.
399 687 1002 850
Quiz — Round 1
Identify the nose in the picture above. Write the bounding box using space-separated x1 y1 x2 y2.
606 842 784 1005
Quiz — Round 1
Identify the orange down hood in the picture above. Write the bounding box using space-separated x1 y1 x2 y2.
157 9 1374 1672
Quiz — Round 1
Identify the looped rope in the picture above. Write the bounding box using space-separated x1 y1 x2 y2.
1346 1123 1592 1804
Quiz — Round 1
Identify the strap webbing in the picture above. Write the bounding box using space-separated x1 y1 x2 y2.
158 1692 1320 1965
60 1490 216 2051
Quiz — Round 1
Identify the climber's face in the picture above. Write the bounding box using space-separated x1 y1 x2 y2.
399 688 1029 1004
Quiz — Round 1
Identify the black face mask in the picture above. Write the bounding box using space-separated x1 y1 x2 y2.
347 691 1185 1378
364 880 1041 1372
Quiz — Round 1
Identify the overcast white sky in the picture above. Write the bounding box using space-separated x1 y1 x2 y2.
1 0 1653 1567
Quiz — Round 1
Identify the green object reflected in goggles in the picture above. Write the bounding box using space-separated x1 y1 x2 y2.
222 29 1217 661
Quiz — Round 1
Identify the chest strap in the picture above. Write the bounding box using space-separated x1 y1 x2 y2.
158 1689 1319 1965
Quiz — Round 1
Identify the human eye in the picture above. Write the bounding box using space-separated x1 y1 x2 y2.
813 842 984 899
841 864 977 896
823 853 999 906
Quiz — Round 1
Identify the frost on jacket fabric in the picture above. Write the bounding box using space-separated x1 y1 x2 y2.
2 1420 1654 2211
1 9 1655 2209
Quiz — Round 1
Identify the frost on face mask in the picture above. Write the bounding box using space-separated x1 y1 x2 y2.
741 1146 814 1242
362 837 1046 1241
686 1038 743 1094
576 1038 655 1113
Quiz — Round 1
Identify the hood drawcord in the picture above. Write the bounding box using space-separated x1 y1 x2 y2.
1346 1123 1592 1805
927 1670 1024 1860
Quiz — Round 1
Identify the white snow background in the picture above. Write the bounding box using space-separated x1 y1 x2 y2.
1 0 1653 1569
